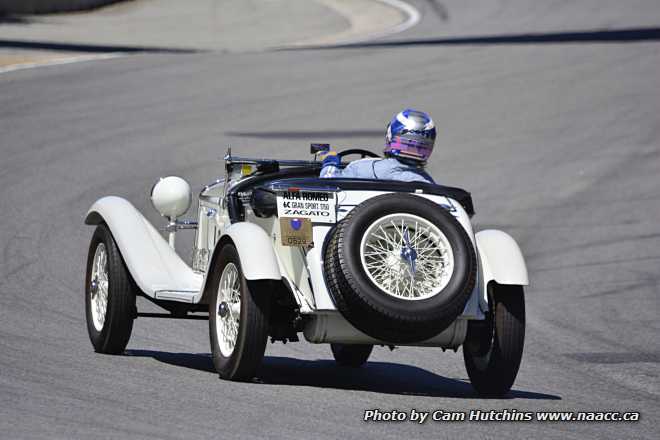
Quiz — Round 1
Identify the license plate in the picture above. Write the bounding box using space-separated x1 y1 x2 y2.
276 190 337 223
280 217 313 247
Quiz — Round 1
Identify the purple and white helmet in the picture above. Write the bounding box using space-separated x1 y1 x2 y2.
384 109 436 163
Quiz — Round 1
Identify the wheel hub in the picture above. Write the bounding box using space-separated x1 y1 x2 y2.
400 246 418 274
90 278 99 297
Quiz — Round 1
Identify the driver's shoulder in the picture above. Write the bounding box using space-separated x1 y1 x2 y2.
346 157 380 169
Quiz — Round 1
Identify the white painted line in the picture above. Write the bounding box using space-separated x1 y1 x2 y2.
282 0 421 49
0 53 124 75
331 0 421 45
375 0 421 36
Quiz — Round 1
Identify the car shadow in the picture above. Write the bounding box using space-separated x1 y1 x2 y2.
125 350 561 400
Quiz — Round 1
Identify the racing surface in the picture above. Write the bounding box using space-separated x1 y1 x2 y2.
1 0 659 438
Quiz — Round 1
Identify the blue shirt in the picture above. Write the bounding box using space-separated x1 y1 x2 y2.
320 158 434 184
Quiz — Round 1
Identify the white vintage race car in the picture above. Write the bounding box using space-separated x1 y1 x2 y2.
84 146 529 396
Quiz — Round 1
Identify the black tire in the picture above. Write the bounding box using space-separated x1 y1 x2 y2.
324 193 476 343
331 344 373 367
209 243 270 381
85 224 136 354
463 284 525 397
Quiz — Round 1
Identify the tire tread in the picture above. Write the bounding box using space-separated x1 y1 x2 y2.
85 224 136 354
463 284 525 396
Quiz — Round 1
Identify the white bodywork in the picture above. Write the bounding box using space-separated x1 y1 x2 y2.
304 311 467 347
86 173 529 348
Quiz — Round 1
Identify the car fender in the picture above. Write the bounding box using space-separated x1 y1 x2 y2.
85 196 201 298
475 229 529 294
201 222 281 289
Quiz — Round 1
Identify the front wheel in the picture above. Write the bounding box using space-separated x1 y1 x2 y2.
331 344 373 367
85 224 136 354
463 284 525 397
209 243 270 381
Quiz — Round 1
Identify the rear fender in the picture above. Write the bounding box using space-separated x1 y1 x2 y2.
85 196 201 298
198 222 282 302
475 230 528 309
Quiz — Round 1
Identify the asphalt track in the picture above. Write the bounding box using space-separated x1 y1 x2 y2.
1 1 659 439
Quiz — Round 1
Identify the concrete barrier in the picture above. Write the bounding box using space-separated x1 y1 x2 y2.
0 0 122 14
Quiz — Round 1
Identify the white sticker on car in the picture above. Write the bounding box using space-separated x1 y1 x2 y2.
276 191 337 223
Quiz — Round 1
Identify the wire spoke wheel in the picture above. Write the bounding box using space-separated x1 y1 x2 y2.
216 262 241 357
209 244 270 381
90 243 109 331
360 213 454 300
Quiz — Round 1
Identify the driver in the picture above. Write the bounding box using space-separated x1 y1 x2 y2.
320 108 436 183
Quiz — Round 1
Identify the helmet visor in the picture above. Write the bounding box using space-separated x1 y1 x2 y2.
385 135 433 161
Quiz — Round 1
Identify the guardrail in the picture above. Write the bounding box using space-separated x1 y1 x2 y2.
0 0 122 14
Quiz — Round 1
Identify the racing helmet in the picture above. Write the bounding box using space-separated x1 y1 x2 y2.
384 109 436 164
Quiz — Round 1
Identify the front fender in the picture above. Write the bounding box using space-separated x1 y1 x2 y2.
476 229 529 287
85 196 201 298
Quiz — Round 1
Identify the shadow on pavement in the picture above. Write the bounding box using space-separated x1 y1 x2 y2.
295 26 660 50
226 129 382 139
0 15 37 24
125 350 561 400
0 38 201 53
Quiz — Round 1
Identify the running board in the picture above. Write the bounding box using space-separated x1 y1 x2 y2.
154 290 198 303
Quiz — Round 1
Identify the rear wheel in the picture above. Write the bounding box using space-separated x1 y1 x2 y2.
209 244 270 381
331 344 373 367
463 284 525 397
85 224 136 354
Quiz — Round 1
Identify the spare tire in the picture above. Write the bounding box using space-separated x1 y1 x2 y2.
324 193 476 343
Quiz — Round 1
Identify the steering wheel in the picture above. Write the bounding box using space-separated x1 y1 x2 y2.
338 148 380 159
